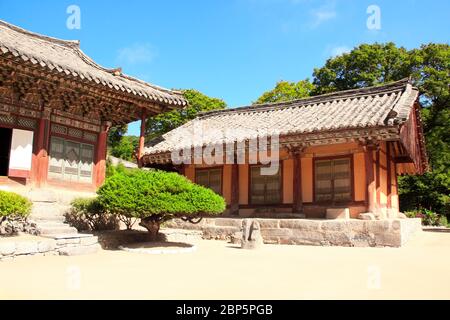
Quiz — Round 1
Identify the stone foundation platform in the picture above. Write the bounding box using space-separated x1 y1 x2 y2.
165 217 422 247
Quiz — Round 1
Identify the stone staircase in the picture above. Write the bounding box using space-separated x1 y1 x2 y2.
29 190 100 256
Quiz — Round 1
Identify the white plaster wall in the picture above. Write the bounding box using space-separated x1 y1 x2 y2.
9 129 33 170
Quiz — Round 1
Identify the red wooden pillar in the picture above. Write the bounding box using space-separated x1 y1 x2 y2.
364 145 376 215
230 163 239 215
94 121 111 188
138 109 147 168
292 152 303 213
386 142 392 210
31 107 51 187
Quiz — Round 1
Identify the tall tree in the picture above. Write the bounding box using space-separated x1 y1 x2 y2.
146 89 226 140
253 79 315 104
110 135 139 162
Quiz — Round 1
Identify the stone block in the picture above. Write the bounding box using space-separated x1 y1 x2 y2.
366 220 391 234
15 241 38 255
0 242 16 256
257 219 280 229
214 218 242 228
358 213 376 220
326 208 350 220
345 220 367 233
321 220 345 231
38 240 56 253
279 219 320 230
261 228 292 238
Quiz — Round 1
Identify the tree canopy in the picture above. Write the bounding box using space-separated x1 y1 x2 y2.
253 79 315 104
146 89 227 140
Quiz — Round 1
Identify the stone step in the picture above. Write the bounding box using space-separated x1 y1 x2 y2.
38 225 78 235
31 215 66 223
41 233 95 240
31 203 70 217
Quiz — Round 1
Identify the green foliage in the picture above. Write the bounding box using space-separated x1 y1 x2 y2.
312 43 411 94
146 89 226 140
107 125 128 149
110 135 139 162
66 197 119 231
0 191 31 218
106 159 127 178
97 169 226 220
254 79 315 104
405 209 447 227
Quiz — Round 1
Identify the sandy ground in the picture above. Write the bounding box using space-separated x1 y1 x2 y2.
1 229 450 300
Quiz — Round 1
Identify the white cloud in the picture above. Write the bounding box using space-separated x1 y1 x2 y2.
309 1 337 28
331 45 351 57
116 43 156 65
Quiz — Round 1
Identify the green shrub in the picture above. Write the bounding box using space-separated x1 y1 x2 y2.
66 197 119 231
0 191 31 218
438 215 448 228
97 169 226 238
405 209 448 227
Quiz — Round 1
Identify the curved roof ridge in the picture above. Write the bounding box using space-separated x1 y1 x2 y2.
0 19 80 48
198 78 413 118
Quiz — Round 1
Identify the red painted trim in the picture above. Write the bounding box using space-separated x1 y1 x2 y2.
387 142 392 209
138 109 147 167
376 150 381 208
365 149 375 212
8 169 30 178
94 125 108 188
231 163 239 215
292 154 303 213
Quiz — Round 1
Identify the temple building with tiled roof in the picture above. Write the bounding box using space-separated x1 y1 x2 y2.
0 19 186 189
143 79 428 219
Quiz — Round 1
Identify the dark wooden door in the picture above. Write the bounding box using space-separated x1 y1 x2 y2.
0 127 12 176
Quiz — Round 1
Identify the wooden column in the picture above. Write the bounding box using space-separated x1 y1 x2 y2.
230 163 239 215
364 145 377 215
292 152 303 213
386 142 392 210
138 109 147 168
94 121 111 188
31 107 51 187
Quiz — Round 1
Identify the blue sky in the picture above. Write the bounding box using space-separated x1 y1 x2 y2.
1 0 449 135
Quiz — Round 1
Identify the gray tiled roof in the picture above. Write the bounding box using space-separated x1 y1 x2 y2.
143 79 419 157
0 20 186 107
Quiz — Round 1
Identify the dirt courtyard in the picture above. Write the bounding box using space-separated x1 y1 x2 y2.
1 229 450 300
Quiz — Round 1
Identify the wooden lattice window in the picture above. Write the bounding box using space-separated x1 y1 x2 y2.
314 158 352 203
195 168 222 195
48 136 94 183
250 165 281 205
